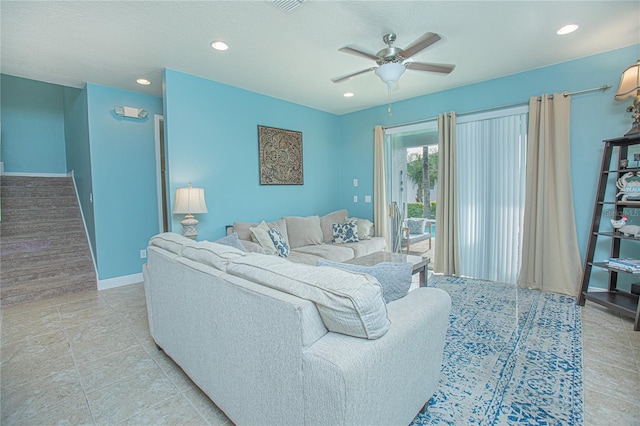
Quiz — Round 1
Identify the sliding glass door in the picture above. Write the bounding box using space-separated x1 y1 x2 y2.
385 122 438 258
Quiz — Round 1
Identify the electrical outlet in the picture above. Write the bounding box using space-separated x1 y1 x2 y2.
353 195 358 203
365 195 372 203
140 249 147 259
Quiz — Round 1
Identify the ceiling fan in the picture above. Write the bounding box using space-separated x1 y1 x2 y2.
332 32 455 91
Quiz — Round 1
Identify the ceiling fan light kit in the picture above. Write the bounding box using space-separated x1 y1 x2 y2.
332 31 455 91
375 62 406 88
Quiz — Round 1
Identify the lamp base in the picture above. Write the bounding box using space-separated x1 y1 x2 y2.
624 119 640 136
180 214 199 239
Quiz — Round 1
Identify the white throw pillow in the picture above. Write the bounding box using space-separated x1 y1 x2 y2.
250 221 278 255
348 217 374 240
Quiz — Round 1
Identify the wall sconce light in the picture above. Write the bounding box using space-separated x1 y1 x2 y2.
114 105 148 119
172 183 208 239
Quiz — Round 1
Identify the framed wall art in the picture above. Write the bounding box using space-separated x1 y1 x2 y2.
258 125 303 185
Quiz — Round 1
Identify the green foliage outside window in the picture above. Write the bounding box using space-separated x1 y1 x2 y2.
407 202 424 218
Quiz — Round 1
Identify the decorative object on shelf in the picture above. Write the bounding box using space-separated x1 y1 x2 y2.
614 59 640 136
607 258 640 273
620 158 629 169
611 214 640 237
616 223 640 238
173 183 208 239
635 153 640 167
258 125 303 185
610 215 628 229
114 105 148 119
615 171 640 201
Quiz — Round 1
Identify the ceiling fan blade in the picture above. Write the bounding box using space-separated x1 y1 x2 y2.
400 32 441 59
338 46 380 62
331 67 377 83
406 62 455 74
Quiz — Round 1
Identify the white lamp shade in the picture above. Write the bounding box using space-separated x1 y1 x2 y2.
375 62 406 85
173 185 208 214
614 60 640 101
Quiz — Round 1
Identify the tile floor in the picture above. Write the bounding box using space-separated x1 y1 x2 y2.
1 282 639 425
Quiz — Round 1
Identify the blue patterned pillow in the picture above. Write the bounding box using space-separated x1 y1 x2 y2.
332 221 359 244
268 227 290 257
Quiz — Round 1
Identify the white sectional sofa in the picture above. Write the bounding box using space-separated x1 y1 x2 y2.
231 209 387 265
143 232 451 426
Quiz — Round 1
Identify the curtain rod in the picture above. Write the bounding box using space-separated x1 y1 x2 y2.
383 84 612 131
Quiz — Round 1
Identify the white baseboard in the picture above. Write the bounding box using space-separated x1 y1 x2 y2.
1 171 68 177
98 273 143 291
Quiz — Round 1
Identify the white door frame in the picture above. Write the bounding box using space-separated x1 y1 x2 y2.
154 114 166 233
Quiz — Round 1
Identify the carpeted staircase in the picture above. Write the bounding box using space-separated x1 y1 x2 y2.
0 176 97 306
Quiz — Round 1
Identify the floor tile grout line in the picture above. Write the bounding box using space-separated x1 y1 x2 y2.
59 304 98 425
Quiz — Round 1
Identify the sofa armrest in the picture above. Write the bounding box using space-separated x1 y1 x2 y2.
302 287 451 425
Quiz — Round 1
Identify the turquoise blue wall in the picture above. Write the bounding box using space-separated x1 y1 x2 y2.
86 84 163 280
163 69 342 239
1 75 67 173
63 86 96 257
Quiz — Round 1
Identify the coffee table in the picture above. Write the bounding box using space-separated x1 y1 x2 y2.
346 252 430 287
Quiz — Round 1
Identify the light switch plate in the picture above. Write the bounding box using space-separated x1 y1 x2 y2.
353 195 358 203
353 178 358 187
365 195 371 203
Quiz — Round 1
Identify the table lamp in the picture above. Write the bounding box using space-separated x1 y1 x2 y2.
173 183 208 239
614 59 640 136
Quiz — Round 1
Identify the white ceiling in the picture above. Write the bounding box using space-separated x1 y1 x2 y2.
1 1 639 115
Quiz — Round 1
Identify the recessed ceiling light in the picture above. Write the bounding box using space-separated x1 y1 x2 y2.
211 40 229 51
557 24 579 35
343 92 354 98
136 78 151 86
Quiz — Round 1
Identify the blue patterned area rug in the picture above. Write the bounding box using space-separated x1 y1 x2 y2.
412 276 583 425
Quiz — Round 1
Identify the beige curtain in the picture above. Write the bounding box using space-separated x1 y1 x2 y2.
373 126 391 250
434 112 460 274
517 94 582 296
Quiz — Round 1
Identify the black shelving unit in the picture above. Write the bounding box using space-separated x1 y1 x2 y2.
578 134 640 331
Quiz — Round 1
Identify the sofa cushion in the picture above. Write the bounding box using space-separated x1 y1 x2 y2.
269 227 290 258
214 232 248 252
182 241 247 271
250 221 279 256
317 259 412 303
284 216 323 248
227 254 390 339
349 217 374 240
149 232 197 255
333 221 359 244
320 209 348 243
240 240 267 254
292 244 355 262
338 237 387 258
234 219 289 244
286 251 323 265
